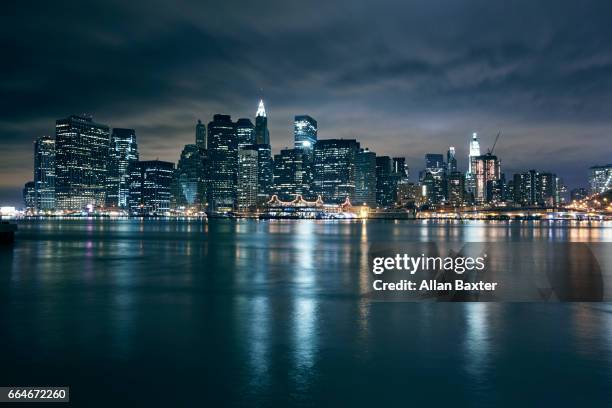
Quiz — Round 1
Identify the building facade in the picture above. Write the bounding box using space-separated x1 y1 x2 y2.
106 128 139 209
207 114 237 213
55 115 111 210
589 164 612 194
128 160 174 215
33 135 55 212
237 146 259 211
355 148 377 207
313 139 360 203
294 115 317 152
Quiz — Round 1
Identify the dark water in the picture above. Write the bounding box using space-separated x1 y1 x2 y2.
1 219 612 407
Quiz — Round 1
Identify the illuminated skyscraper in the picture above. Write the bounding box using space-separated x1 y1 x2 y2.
473 153 500 204
447 147 457 173
255 144 274 205
106 128 138 208
254 100 269 145
313 139 360 203
423 153 446 205
23 181 36 212
33 135 55 211
237 146 259 211
375 156 394 206
236 118 255 148
466 132 480 196
55 115 110 210
273 148 309 201
294 115 317 152
128 160 174 215
447 171 465 207
207 114 237 213
195 119 206 149
355 148 377 207
174 144 205 209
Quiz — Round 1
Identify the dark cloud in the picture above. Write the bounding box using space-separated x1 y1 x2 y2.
1 0 611 205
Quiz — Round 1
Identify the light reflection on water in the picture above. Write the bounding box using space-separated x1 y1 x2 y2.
1 219 611 406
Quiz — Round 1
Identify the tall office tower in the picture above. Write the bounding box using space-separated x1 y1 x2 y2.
355 148 377 207
55 115 111 210
236 118 255 148
195 119 206 149
207 114 237 213
473 153 500 204
127 160 174 215
447 147 457 173
589 164 612 193
392 157 408 178
237 146 259 211
273 148 309 201
255 144 274 205
294 115 317 152
466 132 480 195
375 156 394 206
23 181 36 212
447 171 466 207
106 128 139 208
313 139 360 203
424 153 446 205
174 144 206 209
33 135 55 212
537 172 557 207
254 100 269 145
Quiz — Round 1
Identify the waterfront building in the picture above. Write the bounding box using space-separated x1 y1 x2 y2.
106 128 139 209
254 100 269 145
236 118 255 148
513 170 558 207
33 135 55 212
466 132 480 195
375 156 394 206
294 115 317 152
174 144 205 210
355 148 377 207
255 144 274 205
313 139 360 203
237 146 259 211
207 114 237 213
55 115 111 210
397 182 421 207
473 153 500 204
273 148 309 201
195 119 206 149
128 160 174 215
447 171 465 207
589 164 612 194
23 181 36 212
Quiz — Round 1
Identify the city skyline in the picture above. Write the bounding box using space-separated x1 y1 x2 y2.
3 0 612 205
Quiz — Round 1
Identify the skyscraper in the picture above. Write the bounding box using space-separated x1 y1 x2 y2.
473 153 500 204
55 115 111 210
207 114 237 213
255 144 274 205
466 132 480 196
254 100 269 145
33 135 55 212
236 118 255 148
195 119 206 149
447 147 457 173
128 160 174 215
313 139 360 203
273 148 309 201
447 172 465 207
355 148 377 207
106 128 138 208
294 115 317 152
423 153 446 205
174 144 205 209
513 170 557 207
23 181 35 212
237 146 259 211
375 156 394 206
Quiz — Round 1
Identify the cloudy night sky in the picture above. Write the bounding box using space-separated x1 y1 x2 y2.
1 0 611 206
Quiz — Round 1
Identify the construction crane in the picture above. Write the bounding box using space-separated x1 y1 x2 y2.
488 131 501 155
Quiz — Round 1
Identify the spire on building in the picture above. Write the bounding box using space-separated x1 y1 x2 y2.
256 99 266 118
